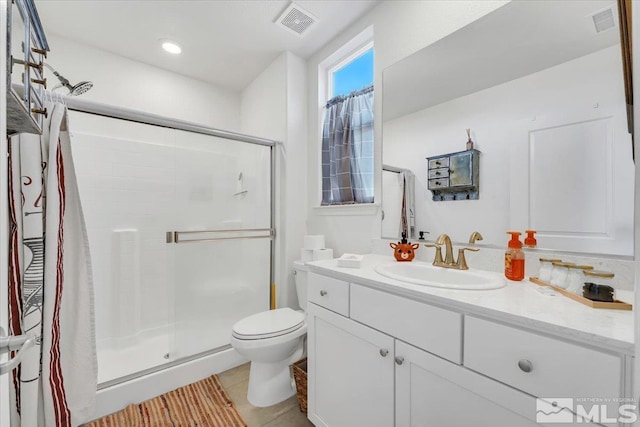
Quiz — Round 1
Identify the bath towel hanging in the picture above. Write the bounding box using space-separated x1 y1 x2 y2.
8 101 97 427
399 170 415 238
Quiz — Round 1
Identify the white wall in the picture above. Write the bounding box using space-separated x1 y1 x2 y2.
240 52 307 309
306 0 509 256
45 34 241 130
384 46 634 255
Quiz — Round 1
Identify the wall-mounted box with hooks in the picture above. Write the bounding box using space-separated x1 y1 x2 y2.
426 149 480 201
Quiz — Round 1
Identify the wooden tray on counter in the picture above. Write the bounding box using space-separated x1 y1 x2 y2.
529 277 632 311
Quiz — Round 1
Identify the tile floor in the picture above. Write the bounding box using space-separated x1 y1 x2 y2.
218 363 315 427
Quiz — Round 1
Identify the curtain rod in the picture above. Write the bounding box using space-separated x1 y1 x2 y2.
64 97 280 147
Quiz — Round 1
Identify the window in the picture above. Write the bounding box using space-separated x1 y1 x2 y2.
331 48 374 98
321 44 374 206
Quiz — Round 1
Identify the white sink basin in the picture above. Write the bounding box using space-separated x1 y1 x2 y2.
374 262 505 290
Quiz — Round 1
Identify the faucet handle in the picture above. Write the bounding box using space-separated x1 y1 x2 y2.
424 243 444 265
457 247 480 270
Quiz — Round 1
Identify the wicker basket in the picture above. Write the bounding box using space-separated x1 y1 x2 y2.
291 357 308 413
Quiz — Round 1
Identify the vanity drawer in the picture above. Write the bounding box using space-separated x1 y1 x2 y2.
464 316 622 400
428 167 450 179
350 284 462 363
428 157 449 169
308 273 350 317
428 178 449 190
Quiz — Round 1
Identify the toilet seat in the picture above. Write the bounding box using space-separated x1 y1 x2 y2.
232 308 305 340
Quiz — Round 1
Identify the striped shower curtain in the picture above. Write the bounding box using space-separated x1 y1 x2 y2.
8 102 97 426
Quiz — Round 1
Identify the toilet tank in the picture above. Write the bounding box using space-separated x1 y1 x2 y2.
293 260 309 312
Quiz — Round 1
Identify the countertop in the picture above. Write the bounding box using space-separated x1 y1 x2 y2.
306 254 634 355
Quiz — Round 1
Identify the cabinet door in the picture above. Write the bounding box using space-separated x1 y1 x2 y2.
449 151 473 186
308 303 394 427
395 341 543 427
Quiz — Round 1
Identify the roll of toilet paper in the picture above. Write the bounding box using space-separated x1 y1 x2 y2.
304 235 325 250
301 249 314 262
312 248 333 261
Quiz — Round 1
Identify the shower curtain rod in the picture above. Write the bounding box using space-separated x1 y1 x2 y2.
64 97 280 147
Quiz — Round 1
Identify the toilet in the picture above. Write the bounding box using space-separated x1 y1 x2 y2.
230 261 309 407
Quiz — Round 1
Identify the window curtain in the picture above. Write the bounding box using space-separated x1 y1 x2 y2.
8 102 97 427
321 85 374 205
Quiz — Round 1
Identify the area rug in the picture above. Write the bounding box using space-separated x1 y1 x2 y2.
85 375 247 427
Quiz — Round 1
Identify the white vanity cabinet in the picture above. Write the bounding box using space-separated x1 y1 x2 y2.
307 302 394 427
306 272 624 426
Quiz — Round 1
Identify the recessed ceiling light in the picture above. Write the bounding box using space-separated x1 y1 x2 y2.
161 40 182 54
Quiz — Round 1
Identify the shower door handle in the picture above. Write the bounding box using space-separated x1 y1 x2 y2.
0 326 36 376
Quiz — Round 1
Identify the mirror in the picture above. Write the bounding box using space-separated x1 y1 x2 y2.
382 0 635 256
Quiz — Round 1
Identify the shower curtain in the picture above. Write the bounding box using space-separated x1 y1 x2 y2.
8 102 97 426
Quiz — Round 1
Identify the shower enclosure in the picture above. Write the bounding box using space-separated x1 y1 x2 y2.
66 100 275 388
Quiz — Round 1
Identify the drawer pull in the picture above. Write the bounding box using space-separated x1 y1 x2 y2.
319 290 327 296
394 356 404 365
379 349 389 357
518 359 533 373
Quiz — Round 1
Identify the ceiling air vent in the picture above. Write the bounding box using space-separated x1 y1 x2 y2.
590 6 616 33
276 3 318 36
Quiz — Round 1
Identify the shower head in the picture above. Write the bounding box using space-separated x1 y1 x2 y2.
43 63 93 96
69 81 93 96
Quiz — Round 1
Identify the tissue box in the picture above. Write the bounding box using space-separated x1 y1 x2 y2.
337 254 363 268
303 235 325 250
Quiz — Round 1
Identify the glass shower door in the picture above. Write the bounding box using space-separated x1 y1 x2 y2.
169 129 272 360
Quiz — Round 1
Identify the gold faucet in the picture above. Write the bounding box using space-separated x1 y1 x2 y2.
424 233 480 270
437 234 455 265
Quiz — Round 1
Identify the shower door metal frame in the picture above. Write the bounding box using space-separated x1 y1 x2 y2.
64 97 279 387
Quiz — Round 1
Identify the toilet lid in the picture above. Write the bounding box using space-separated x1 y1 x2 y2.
232 308 305 340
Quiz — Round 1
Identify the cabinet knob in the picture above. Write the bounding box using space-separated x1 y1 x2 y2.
379 349 388 357
319 290 327 296
518 359 533 373
394 356 404 365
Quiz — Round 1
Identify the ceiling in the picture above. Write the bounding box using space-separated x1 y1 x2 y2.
35 0 380 91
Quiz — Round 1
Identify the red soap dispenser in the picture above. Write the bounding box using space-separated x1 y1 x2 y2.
524 230 537 248
505 232 525 281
